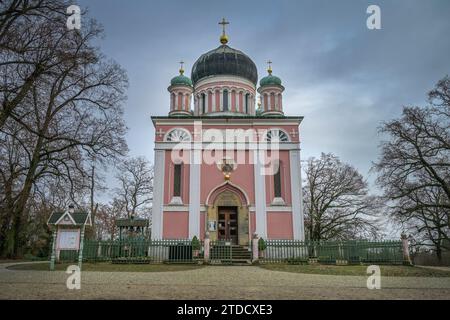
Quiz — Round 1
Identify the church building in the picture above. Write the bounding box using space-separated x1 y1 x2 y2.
151 20 305 246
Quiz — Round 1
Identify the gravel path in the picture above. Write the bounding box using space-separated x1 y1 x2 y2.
1 262 450 300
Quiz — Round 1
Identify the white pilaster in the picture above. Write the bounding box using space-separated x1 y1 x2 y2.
189 149 201 238
254 150 267 238
152 150 165 239
289 149 305 240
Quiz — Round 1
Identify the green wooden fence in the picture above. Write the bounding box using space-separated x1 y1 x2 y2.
260 240 404 265
56 239 404 265
58 239 199 264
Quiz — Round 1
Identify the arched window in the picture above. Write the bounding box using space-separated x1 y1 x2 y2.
266 129 289 142
165 128 191 142
223 90 229 111
274 161 282 198
245 93 249 114
201 93 206 114
173 164 182 197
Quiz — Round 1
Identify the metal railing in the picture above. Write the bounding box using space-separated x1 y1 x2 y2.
259 240 404 265
56 238 404 265
66 239 199 264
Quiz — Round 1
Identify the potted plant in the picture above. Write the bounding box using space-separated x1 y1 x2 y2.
258 238 267 258
192 236 201 257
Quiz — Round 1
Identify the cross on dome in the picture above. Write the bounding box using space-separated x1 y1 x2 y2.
267 60 273 75
179 61 185 75
219 18 230 44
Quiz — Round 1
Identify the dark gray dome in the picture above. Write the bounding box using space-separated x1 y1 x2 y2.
191 45 258 86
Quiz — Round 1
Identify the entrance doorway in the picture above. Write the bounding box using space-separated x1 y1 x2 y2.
218 206 238 244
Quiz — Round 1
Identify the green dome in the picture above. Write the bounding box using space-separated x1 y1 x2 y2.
171 74 192 87
259 74 282 87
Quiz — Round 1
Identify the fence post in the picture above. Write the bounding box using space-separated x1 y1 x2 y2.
204 232 210 264
78 226 85 270
401 234 412 265
49 229 57 271
252 233 259 263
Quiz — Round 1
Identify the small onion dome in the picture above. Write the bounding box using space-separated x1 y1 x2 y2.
259 61 281 87
171 69 193 87
260 74 282 86
259 62 282 87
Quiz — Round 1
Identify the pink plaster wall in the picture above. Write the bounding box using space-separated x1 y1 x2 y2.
267 212 293 239
231 91 236 112
200 150 255 204
265 150 292 205
163 212 189 239
164 150 190 205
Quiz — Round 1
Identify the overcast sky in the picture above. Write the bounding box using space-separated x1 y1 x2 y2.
77 0 450 192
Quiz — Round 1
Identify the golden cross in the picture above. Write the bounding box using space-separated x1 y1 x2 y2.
267 60 273 74
179 61 184 74
219 18 230 35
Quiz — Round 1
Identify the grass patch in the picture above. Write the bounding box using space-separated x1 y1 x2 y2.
260 264 450 277
0 259 28 264
7 262 204 272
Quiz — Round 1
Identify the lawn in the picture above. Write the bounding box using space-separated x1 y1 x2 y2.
260 264 450 277
7 262 204 272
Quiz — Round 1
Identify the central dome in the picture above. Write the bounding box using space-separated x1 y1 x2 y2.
191 45 258 86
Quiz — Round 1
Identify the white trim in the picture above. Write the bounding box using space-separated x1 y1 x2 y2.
188 149 201 238
271 197 286 206
289 149 304 240
163 205 189 212
194 75 256 91
266 206 293 212
55 211 76 226
154 142 300 151
253 150 267 238
151 150 165 239
169 196 183 205
152 120 303 126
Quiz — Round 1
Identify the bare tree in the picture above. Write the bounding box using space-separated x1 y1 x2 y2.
0 8 128 257
374 76 450 260
0 0 79 128
114 156 153 219
303 153 381 241
94 201 123 241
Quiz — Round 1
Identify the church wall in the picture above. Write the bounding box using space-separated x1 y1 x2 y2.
266 212 294 239
200 150 255 205
265 150 292 206
163 150 190 205
163 211 189 239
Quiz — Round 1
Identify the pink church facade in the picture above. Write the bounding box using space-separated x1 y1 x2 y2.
151 29 305 246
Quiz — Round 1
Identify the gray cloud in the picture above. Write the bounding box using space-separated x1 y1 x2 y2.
78 0 450 191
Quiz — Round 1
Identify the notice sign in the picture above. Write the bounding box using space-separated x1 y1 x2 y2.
58 230 79 249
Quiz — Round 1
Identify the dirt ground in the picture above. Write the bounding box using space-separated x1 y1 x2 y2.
1 262 450 300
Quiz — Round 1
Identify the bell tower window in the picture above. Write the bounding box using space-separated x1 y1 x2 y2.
223 90 229 111
201 93 206 114
245 93 249 114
